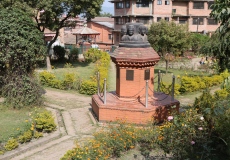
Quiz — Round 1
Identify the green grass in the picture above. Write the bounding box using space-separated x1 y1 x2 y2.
37 61 96 81
0 106 46 143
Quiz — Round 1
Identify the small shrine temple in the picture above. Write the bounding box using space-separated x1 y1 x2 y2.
91 23 180 124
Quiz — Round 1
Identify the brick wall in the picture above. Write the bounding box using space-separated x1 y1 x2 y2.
116 67 154 97
92 95 180 124
172 2 188 15
88 22 112 44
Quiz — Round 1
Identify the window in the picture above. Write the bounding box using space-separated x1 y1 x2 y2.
179 20 187 24
157 17 162 22
115 18 124 25
144 69 150 80
208 1 214 9
172 9 176 14
136 17 150 24
126 70 134 81
207 18 218 25
116 2 124 9
108 34 112 40
165 0 170 5
125 1 130 8
136 0 149 7
193 18 204 25
125 17 130 23
157 0 162 5
165 17 169 21
193 2 204 9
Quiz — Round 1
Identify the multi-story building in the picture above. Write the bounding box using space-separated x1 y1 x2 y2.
110 0 218 45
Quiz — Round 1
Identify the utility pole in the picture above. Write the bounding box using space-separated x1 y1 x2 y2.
196 17 200 33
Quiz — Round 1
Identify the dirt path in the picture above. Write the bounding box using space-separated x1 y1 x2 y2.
44 88 92 109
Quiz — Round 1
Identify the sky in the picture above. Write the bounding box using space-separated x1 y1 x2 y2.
102 0 113 8
102 0 114 15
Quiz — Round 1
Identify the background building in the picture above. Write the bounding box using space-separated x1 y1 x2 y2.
87 17 114 52
110 0 218 45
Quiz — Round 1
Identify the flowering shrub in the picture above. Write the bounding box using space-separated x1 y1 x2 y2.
193 90 230 158
158 109 211 159
61 90 230 159
4 138 19 151
1 108 56 153
61 121 137 160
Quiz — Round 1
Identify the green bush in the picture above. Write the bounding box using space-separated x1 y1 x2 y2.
53 45 66 61
69 47 79 61
39 71 80 90
158 109 210 159
79 80 97 95
64 63 74 68
0 8 46 108
214 89 229 100
34 110 56 133
160 82 180 95
61 73 77 90
193 91 230 159
179 76 200 93
83 48 101 62
179 71 229 93
4 138 19 151
79 51 110 95
39 71 56 86
2 75 44 108
33 131 43 139
18 130 33 143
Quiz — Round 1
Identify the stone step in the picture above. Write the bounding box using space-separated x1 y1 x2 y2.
10 135 74 160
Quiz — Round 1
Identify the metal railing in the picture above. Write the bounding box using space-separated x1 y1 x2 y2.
96 70 176 107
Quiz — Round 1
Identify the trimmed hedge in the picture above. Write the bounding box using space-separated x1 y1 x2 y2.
160 70 230 95
179 70 229 93
39 50 110 95
79 51 110 95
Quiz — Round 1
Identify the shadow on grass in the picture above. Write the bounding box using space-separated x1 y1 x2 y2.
51 60 91 69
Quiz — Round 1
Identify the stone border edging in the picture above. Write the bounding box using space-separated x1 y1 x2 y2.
0 106 65 160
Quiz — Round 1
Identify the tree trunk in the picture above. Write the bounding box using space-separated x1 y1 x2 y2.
165 60 169 74
46 56 52 71
45 29 60 71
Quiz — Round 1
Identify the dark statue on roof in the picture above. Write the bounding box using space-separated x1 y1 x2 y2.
119 23 150 48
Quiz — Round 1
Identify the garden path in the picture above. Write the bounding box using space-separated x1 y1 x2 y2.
2 89 100 160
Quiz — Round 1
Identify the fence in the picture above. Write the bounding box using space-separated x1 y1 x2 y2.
96 71 176 107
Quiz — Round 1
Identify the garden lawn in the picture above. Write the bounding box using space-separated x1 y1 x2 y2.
0 106 45 143
38 61 96 81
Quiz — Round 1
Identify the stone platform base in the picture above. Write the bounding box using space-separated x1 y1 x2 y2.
91 91 180 124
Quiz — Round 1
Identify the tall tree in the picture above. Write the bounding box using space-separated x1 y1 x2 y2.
210 0 230 72
148 20 191 72
0 8 46 108
1 0 104 70
190 33 209 54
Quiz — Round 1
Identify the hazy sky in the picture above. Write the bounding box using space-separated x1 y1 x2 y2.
102 0 113 8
